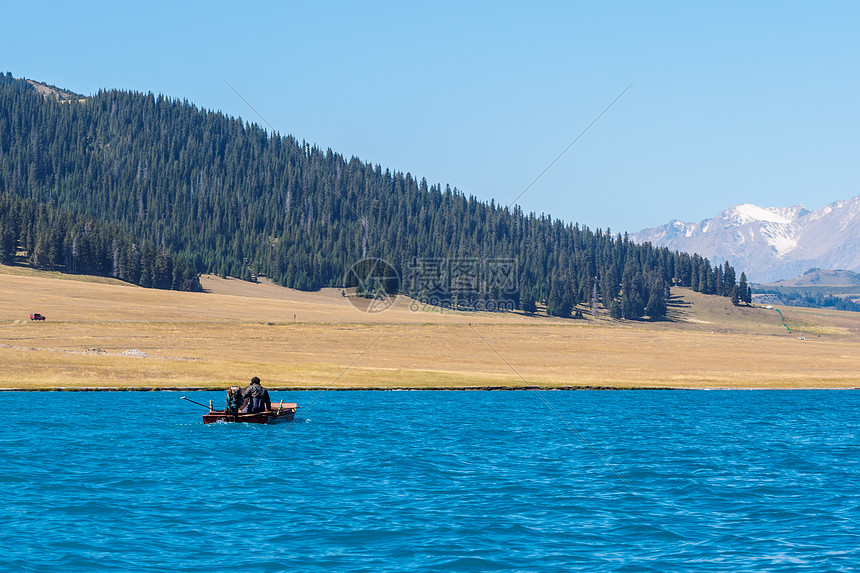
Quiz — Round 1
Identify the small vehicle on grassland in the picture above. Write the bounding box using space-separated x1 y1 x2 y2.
29 313 46 321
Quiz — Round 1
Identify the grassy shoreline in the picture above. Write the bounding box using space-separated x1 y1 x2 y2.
4 266 860 391
0 385 671 391
2 386 858 392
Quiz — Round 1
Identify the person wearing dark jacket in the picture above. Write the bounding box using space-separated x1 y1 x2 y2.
225 386 243 417
240 376 271 413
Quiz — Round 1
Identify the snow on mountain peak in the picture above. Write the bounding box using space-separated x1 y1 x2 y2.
727 204 801 225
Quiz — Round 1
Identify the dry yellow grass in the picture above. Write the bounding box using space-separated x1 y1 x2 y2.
3 265 860 390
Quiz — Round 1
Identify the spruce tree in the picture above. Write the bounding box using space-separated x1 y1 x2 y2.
730 284 740 306
645 281 667 320
546 275 573 318
608 299 622 319
723 261 736 296
520 290 537 314
738 272 751 304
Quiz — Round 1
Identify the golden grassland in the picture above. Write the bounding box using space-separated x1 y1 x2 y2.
3 264 860 390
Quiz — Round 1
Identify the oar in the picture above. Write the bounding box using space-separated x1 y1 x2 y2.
180 396 212 410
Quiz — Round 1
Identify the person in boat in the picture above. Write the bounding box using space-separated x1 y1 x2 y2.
240 376 271 414
225 386 243 416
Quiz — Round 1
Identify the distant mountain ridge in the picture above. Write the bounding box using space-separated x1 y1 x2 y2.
765 268 860 287
632 195 860 283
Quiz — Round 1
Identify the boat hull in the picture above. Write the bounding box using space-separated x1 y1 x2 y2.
202 402 297 424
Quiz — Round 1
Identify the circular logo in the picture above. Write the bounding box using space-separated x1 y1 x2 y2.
343 258 400 313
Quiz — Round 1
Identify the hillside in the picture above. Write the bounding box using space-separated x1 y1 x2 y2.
751 268 860 312
766 268 860 287
0 72 742 319
3 264 860 390
25 78 85 102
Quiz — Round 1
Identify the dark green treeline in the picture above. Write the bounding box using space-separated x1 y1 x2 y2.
0 192 201 291
0 72 740 317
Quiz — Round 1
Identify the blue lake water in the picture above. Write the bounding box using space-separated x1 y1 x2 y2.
1 390 859 572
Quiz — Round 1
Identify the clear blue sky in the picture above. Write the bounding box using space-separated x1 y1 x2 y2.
4 1 859 233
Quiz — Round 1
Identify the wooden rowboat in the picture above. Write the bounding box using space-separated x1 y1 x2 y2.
202 401 298 425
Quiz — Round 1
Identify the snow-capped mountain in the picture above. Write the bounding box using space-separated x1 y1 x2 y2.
631 195 860 283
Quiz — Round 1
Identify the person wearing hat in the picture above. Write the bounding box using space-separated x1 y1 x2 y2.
240 376 271 413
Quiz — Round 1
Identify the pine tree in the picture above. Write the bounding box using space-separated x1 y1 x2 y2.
546 275 573 318
0 223 15 264
608 299 622 319
723 261 736 296
738 272 751 304
645 281 667 320
730 284 740 306
520 290 537 314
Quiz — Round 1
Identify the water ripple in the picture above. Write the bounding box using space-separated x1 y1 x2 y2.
2 390 859 571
